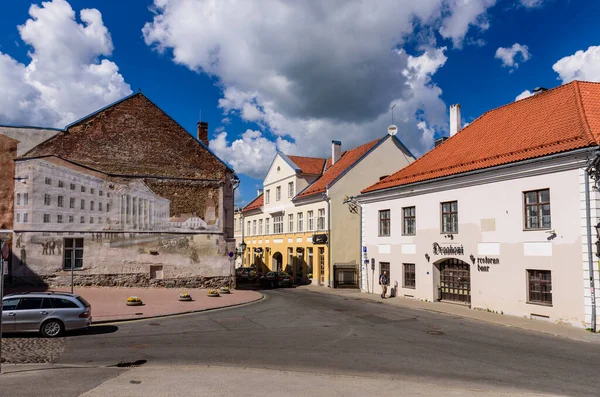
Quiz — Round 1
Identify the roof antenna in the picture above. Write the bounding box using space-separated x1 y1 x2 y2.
391 104 396 125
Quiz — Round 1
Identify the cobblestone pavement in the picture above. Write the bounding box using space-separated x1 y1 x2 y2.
1 337 65 364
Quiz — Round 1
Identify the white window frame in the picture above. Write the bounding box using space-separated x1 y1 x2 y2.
308 211 314 231
266 190 270 204
276 186 281 202
265 218 270 235
288 182 294 198
288 214 294 233
297 212 303 232
317 208 325 231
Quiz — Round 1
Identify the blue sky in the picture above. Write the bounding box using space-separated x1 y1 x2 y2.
1 0 599 206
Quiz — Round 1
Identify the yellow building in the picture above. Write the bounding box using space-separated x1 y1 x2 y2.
239 134 414 287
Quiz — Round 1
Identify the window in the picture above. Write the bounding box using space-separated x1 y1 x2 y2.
317 208 325 230
16 193 20 205
81 199 85 210
380 262 390 285
403 263 415 288
441 201 458 233
265 189 270 204
379 210 391 236
70 183 76 190
288 247 294 272
63 238 84 270
90 201 95 211
17 298 43 310
253 220 257 235
70 197 75 209
107 192 110 198
274 215 283 234
276 186 281 201
90 188 95 195
2 298 19 310
58 180 64 188
90 217 94 224
247 221 251 236
80 216 85 224
288 182 294 198
23 213 28 223
527 270 552 305
43 214 50 223
308 211 314 231
57 196 64 208
265 218 270 234
106 204 110 212
23 193 28 205
288 214 294 233
99 202 103 212
307 248 313 275
45 177 51 185
44 194 51 206
524 189 551 230
403 207 416 235
16 213 20 223
319 247 325 283
297 212 303 232
51 298 78 308
259 219 263 235
57 214 63 223
68 215 74 223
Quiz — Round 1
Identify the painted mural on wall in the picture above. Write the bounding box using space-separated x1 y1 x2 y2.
13 158 220 233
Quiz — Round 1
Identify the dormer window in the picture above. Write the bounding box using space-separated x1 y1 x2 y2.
276 186 281 201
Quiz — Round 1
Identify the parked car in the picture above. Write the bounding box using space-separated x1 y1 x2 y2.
259 271 294 288
1 292 92 337
236 267 257 281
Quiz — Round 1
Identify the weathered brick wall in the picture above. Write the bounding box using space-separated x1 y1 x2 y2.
145 179 221 222
0 134 17 230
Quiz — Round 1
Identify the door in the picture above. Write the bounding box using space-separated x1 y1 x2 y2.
439 259 471 304
2 298 20 331
14 297 53 332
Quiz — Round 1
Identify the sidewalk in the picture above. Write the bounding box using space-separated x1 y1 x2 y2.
298 284 600 344
4 286 263 323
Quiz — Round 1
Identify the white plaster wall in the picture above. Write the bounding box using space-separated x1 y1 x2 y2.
361 158 590 328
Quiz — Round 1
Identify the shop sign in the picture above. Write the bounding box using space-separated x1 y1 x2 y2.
253 247 263 253
476 256 499 272
432 242 464 256
312 234 328 245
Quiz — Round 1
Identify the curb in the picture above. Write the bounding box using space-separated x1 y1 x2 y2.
91 293 265 325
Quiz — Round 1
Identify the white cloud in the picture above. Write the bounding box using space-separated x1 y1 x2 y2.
515 90 533 101
0 0 131 128
495 43 531 71
552 45 600 83
519 0 545 8
143 0 497 178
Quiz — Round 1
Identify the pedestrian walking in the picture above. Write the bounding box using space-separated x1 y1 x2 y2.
379 270 389 299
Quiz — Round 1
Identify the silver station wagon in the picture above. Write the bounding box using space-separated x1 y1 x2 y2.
2 292 92 337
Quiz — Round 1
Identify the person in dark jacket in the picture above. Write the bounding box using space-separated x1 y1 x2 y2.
379 271 389 299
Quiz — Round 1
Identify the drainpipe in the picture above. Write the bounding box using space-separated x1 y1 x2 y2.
358 201 363 291
584 170 597 332
322 191 332 288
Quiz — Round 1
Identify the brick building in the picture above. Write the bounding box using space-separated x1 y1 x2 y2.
2 92 237 288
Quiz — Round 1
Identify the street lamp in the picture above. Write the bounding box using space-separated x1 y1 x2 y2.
595 222 600 257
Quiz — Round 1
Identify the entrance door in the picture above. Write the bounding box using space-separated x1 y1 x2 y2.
272 252 283 272
439 259 471 304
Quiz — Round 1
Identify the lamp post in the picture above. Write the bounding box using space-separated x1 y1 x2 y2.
0 232 12 375
595 222 600 258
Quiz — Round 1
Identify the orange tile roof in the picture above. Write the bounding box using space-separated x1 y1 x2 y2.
363 81 600 194
242 193 263 212
296 137 383 199
287 155 326 175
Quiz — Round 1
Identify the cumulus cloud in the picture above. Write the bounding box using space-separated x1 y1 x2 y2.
0 0 131 127
552 45 600 83
495 43 531 71
143 0 496 177
515 90 533 101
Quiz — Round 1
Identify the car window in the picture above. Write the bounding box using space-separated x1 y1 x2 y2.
17 298 43 310
2 298 20 310
76 296 91 308
41 298 53 309
51 298 79 308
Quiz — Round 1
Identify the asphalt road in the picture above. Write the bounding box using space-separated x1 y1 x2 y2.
3 288 600 396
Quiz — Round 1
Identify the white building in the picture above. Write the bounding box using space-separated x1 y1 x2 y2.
358 81 600 330
170 214 208 230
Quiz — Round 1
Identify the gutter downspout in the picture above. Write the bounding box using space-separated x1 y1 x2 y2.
327 191 332 288
585 171 597 332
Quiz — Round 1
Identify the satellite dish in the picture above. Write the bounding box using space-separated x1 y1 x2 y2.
387 125 398 136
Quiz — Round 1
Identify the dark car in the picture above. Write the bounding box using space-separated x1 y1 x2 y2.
259 271 294 288
236 267 257 281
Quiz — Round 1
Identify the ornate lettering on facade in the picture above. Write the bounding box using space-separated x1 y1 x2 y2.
432 242 464 256
477 256 499 265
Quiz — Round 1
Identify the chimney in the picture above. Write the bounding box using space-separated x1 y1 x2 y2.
434 137 448 147
331 140 342 165
257 188 263 196
197 121 209 147
450 104 461 136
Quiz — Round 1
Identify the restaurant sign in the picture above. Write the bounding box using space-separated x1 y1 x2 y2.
432 242 464 256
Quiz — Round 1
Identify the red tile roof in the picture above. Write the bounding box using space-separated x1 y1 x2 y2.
287 155 326 175
296 138 382 199
243 193 263 212
362 81 600 194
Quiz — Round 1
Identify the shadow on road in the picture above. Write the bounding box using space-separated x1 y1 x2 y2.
2 325 118 339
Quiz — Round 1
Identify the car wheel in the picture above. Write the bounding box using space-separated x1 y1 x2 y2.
41 319 64 338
